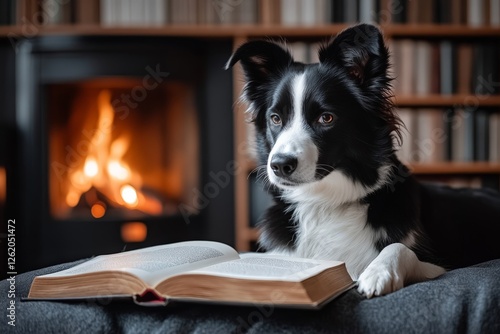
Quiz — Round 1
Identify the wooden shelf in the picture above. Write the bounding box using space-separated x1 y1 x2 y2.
410 162 500 175
1 24 500 39
394 95 500 108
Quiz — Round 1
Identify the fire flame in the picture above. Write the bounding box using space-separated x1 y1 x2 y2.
66 90 161 218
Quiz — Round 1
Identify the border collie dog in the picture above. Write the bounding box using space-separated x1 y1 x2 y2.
226 24 500 297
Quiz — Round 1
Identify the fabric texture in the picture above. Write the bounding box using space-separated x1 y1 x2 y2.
2 259 500 333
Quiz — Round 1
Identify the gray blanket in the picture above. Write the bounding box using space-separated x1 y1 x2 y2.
1 259 500 333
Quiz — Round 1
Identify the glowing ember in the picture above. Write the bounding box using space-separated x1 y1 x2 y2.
121 222 147 242
91 202 106 218
84 158 99 177
66 191 80 208
121 185 138 206
107 161 129 180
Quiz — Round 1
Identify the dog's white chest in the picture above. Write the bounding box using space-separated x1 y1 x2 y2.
290 201 381 279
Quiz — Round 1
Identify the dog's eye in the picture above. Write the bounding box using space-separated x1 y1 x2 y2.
270 114 282 125
318 113 335 125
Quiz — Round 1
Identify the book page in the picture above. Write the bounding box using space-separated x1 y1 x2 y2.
185 253 344 282
41 241 240 286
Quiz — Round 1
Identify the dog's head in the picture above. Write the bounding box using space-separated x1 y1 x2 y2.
227 24 401 203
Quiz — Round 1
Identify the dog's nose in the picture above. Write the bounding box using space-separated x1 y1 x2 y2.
270 154 298 177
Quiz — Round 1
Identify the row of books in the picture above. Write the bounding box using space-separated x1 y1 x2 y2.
397 108 500 164
285 40 500 98
391 40 500 97
101 0 260 26
3 0 500 26
1 0 259 26
278 0 500 26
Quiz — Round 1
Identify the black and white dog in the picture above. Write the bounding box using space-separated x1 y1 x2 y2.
226 24 500 297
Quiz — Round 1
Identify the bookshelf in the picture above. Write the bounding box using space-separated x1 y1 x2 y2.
1 0 500 252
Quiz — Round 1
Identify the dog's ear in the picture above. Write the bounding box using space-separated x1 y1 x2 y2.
319 24 389 86
225 40 293 104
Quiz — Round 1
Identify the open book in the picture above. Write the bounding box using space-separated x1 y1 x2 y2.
27 241 354 308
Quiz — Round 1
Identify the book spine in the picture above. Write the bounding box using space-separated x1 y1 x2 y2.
299 0 316 26
451 0 464 24
41 0 68 25
451 109 467 162
399 39 414 95
467 0 484 26
290 42 308 63
315 0 327 24
474 109 489 161
491 0 500 25
101 0 122 26
0 0 13 24
281 0 299 25
439 41 454 95
456 43 473 95
395 108 416 163
344 0 357 23
490 113 500 162
435 0 452 23
308 42 321 63
144 0 153 25
417 0 433 23
129 0 144 26
359 0 375 23
237 0 258 24
75 0 100 24
377 0 390 24
414 41 432 96
120 0 132 26
464 107 475 161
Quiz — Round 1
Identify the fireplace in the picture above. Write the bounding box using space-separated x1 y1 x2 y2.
3 36 235 273
47 80 199 224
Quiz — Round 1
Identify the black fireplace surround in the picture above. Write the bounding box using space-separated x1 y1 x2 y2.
0 35 235 274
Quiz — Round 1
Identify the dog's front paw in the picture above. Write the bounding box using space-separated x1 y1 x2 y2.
357 262 404 298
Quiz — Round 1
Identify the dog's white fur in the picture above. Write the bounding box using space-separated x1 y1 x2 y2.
265 73 446 297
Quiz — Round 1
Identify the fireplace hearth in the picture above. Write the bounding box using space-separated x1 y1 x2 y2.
1 36 235 273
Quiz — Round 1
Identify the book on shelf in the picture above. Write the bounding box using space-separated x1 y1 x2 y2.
358 0 377 23
490 113 500 161
259 0 281 25
0 0 16 25
27 240 355 309
492 0 500 25
101 0 167 26
75 0 100 24
193 0 259 25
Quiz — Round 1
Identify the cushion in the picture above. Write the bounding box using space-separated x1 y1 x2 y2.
1 258 499 333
